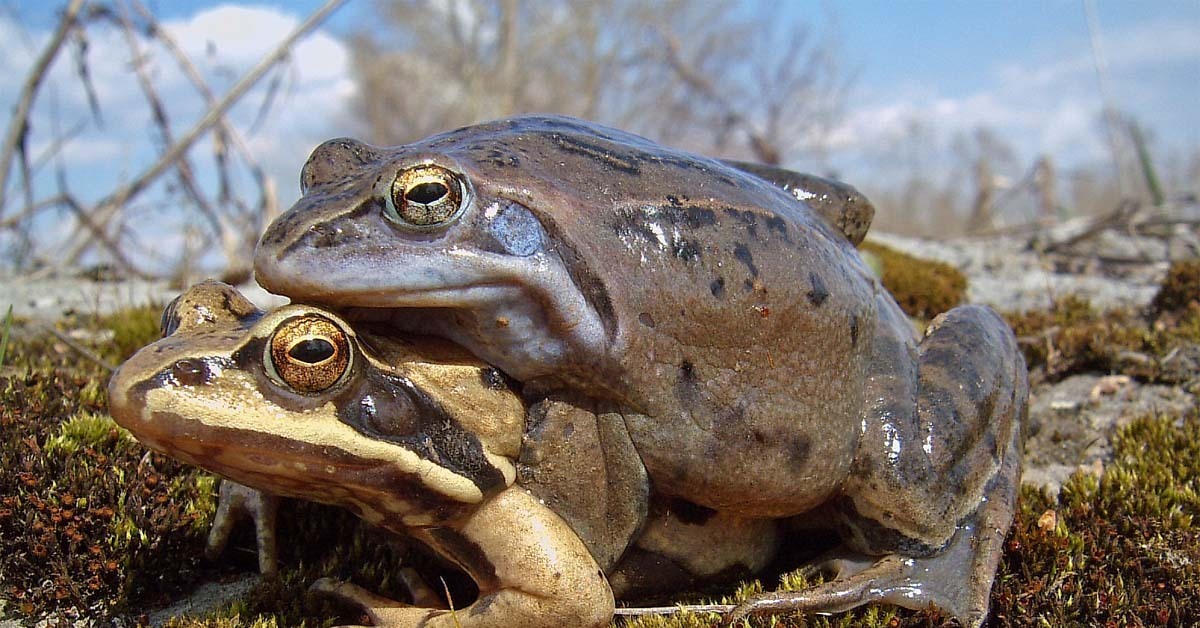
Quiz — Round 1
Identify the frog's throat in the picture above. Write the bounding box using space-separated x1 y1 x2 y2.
338 286 609 384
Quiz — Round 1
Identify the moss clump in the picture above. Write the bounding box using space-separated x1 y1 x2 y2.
97 302 163 364
1151 258 1200 317
994 411 1200 625
43 410 137 457
860 241 967 319
0 360 219 620
0 303 220 621
1006 294 1199 383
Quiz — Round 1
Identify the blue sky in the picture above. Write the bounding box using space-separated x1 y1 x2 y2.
1 1 1197 264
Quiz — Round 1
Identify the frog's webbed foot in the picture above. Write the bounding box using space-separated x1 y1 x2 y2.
729 518 1000 627
205 479 280 577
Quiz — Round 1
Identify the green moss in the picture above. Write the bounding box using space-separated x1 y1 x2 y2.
860 241 967 319
1151 259 1200 317
162 616 283 628
0 355 216 620
993 411 1200 624
97 303 163 364
1005 294 1198 383
43 410 137 457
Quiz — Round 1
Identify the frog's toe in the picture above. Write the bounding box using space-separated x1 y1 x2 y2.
727 555 920 624
395 567 447 608
791 548 877 581
312 577 441 627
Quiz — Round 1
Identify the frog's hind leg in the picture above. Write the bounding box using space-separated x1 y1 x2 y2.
728 422 1020 627
729 304 1027 628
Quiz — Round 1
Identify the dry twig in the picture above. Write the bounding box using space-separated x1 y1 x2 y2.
0 0 87 216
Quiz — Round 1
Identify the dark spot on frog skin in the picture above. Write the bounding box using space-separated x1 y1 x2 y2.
733 243 758 277
665 194 685 207
807 272 830 306
710 277 726 298
668 497 718 525
663 205 717 229
764 214 790 241
849 312 860 346
549 133 641 175
638 312 656 328
485 148 519 168
725 208 760 240
674 360 699 407
790 435 812 467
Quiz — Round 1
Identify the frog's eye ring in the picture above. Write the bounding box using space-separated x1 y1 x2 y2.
265 315 353 393
384 164 466 229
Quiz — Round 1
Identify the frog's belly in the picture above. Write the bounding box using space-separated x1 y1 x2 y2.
621 405 859 518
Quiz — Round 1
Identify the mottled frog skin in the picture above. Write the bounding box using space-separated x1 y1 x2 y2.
155 115 1025 626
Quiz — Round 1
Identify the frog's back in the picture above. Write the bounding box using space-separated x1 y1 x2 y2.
432 116 884 515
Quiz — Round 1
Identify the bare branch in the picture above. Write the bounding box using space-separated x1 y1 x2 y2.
657 29 780 164
112 2 223 240
0 0 87 214
61 0 347 270
69 20 104 125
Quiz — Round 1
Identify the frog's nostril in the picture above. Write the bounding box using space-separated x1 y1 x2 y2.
172 359 211 386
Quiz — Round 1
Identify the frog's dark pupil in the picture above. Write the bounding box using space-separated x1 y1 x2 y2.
406 181 447 205
288 338 335 363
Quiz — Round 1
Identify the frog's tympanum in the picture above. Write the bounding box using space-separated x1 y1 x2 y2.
114 115 1028 627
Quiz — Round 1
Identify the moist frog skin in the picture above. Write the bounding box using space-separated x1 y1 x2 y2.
243 114 1029 626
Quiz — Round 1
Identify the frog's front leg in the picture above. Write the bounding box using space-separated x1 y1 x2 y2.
314 485 614 628
205 479 280 577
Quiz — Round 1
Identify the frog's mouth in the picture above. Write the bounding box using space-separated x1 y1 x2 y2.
124 406 477 520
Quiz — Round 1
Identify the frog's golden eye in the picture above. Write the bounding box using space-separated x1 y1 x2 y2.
265 315 352 393
384 164 466 229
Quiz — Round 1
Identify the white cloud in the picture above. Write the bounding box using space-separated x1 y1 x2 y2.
824 14 1198 184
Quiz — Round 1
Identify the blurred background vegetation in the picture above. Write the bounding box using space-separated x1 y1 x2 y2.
0 0 1195 283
